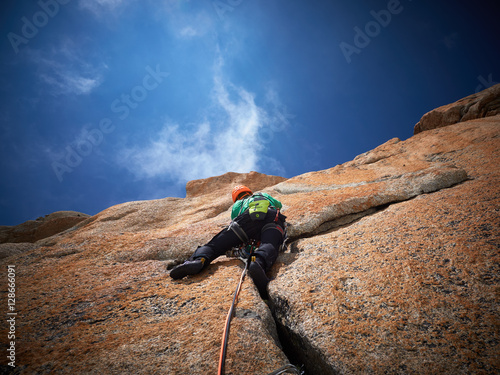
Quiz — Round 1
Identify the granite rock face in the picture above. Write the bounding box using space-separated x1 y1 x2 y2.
0 95 498 374
0 211 90 245
0 172 290 375
269 115 499 374
414 83 500 134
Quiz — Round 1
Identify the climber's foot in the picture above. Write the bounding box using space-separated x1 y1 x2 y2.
249 260 269 299
170 258 205 280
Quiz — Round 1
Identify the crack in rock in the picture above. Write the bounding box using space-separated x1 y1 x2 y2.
283 165 468 240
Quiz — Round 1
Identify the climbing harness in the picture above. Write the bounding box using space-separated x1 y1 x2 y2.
228 220 249 244
218 239 301 375
225 240 257 259
226 221 288 260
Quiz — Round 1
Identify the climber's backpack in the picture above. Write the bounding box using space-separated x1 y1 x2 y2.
248 194 271 220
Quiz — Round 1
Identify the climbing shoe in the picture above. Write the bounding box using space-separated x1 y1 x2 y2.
249 260 269 299
170 258 205 280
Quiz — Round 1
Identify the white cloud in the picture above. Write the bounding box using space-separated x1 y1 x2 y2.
78 0 127 17
116 50 292 183
29 40 106 96
39 71 101 95
118 72 265 181
179 26 199 38
153 2 214 40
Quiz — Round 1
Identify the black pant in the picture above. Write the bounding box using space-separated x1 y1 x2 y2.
190 209 286 271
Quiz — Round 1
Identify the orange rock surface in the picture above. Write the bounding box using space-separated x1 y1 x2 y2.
270 115 500 374
0 211 90 245
414 83 500 134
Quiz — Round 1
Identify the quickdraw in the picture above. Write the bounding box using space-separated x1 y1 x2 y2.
225 241 259 260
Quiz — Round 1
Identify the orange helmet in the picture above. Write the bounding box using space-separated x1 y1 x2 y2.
232 185 252 203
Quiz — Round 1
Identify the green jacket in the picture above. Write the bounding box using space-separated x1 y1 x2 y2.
231 192 282 220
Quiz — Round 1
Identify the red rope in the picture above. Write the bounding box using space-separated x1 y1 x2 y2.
217 250 253 375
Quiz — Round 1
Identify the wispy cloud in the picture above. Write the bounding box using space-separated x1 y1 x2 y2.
29 40 106 96
115 49 293 183
179 26 200 38
154 2 215 40
78 0 127 17
117 66 266 181
39 71 101 95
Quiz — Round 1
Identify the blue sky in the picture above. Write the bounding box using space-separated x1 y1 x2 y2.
1 0 499 226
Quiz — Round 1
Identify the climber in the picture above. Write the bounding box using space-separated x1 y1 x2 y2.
170 185 286 299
